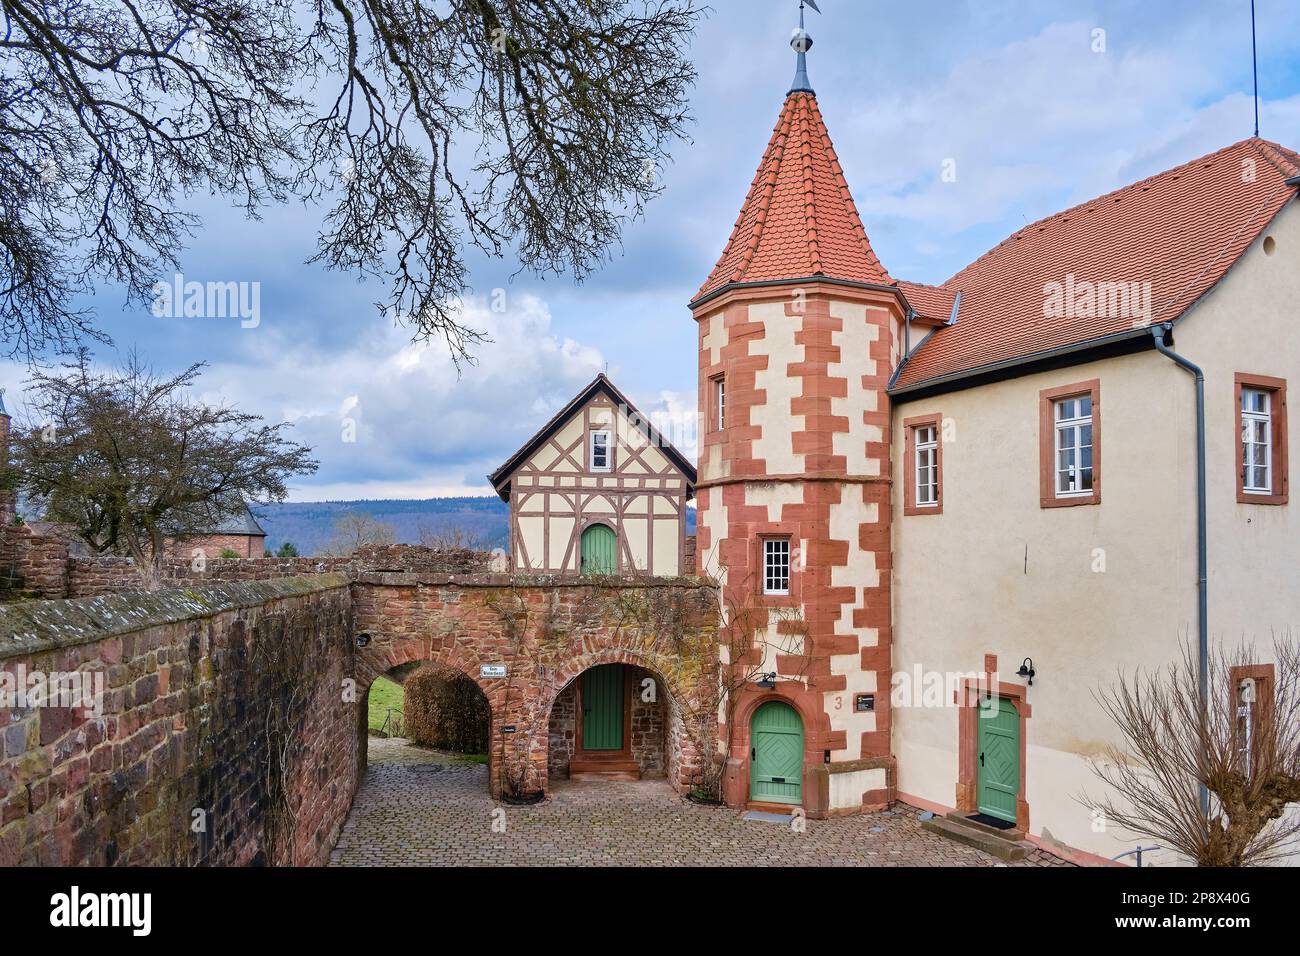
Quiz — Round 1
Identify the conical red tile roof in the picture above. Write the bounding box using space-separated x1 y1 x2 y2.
693 91 891 303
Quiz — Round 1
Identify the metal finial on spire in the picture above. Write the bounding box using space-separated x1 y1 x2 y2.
789 0 820 95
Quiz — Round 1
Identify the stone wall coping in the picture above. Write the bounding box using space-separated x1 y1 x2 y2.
351 571 718 590
0 573 352 660
827 755 895 775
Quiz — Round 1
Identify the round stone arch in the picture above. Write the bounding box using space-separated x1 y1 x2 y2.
539 646 707 794
352 634 505 791
725 680 834 815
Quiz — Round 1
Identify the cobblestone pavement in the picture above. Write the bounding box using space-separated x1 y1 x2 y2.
329 738 1071 867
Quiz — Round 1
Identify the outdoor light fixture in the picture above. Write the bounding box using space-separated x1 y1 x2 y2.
755 672 777 689
1017 658 1036 686
355 632 371 648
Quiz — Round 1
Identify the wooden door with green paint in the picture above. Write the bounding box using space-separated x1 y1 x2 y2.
581 664 625 751
977 696 1020 823
580 524 617 576
749 700 803 804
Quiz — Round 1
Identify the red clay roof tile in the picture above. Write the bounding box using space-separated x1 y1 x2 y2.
693 91 891 302
896 137 1300 389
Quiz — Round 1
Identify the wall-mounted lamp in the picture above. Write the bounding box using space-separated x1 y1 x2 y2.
355 632 371 648
1016 657 1036 686
754 672 777 689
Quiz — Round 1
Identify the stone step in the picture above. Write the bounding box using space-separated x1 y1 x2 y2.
568 769 642 782
922 816 1032 862
945 810 1025 842
569 756 641 782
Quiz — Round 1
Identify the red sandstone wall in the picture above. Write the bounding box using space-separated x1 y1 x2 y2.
0 537 495 600
352 574 718 798
0 577 356 866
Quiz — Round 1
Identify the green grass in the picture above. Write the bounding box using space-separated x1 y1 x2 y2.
367 676 404 734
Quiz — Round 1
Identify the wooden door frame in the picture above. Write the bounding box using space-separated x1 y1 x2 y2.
574 664 634 759
956 659 1031 832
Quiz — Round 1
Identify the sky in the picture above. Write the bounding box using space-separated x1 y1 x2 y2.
5 0 1300 500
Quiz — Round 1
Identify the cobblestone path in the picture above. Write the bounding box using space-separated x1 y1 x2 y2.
328 738 1071 867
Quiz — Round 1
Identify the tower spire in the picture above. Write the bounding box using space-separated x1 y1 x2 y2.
789 0 819 95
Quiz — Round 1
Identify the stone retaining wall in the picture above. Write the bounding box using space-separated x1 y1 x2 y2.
0 575 356 866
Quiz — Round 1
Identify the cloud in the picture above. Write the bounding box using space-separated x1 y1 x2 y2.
196 294 607 498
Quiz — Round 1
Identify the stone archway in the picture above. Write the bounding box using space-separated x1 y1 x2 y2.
351 576 721 798
543 653 698 790
353 635 503 793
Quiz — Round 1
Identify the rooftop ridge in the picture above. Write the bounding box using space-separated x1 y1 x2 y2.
943 136 1284 289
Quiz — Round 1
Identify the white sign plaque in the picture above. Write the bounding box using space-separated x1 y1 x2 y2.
480 664 507 679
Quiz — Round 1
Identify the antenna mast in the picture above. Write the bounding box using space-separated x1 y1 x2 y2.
1251 0 1260 136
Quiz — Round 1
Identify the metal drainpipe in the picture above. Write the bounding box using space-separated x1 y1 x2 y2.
1151 322 1209 817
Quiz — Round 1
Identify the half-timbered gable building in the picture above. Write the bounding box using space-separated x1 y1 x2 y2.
490 374 696 576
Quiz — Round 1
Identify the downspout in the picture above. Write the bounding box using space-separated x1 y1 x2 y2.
1150 321 1209 817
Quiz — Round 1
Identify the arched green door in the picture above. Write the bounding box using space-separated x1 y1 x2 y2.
580 524 617 576
749 700 804 805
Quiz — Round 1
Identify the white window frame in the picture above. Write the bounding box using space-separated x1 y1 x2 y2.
1241 388 1272 495
1054 396 1095 498
914 425 938 507
589 429 612 473
762 538 790 596
715 376 726 431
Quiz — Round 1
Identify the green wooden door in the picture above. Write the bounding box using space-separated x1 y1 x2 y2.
749 700 803 804
580 524 617 576
977 697 1021 823
581 664 624 751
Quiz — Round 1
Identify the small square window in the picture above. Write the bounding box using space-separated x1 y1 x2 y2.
762 538 790 595
590 430 612 472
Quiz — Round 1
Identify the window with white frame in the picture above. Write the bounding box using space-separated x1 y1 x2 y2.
589 429 612 472
762 538 790 595
715 376 726 431
1241 388 1272 494
914 424 938 507
1054 395 1094 497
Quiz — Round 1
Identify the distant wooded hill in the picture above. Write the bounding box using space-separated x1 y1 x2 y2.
255 497 508 556
255 497 696 556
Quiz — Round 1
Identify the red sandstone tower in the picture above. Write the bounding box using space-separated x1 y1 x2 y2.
692 14 907 816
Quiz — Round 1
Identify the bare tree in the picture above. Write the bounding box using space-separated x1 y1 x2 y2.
0 0 703 362
322 509 396 555
7 350 317 588
417 521 493 552
1086 638 1300 866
